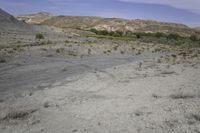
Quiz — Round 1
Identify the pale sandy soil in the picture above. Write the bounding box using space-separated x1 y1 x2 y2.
0 53 200 133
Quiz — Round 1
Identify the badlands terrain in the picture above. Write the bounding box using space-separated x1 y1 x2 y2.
0 9 200 133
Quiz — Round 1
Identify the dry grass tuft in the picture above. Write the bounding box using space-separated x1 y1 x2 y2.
169 92 195 99
2 109 37 121
190 113 200 121
0 58 6 63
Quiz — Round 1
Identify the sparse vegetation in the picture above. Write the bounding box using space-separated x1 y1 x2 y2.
189 113 200 121
113 45 119 51
169 92 195 99
2 109 37 120
88 48 91 55
68 50 77 56
17 40 21 43
190 35 198 42
46 40 52 44
56 48 65 53
3 111 29 120
90 28 98 34
65 40 70 43
167 33 180 40
0 57 6 63
34 40 52 46
35 33 44 40
43 101 51 108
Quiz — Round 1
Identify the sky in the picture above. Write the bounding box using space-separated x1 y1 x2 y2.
0 0 200 27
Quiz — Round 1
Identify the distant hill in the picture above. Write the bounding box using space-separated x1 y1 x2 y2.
16 12 54 24
41 15 199 36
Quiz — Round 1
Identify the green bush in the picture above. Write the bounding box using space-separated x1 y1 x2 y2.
189 35 198 42
98 30 109 35
90 28 98 34
89 29 200 47
135 34 141 39
109 31 115 36
154 32 166 38
125 31 133 37
112 32 121 37
115 30 123 37
133 32 151 38
167 33 180 40
65 40 70 43
35 33 44 39
90 29 123 37
0 58 6 63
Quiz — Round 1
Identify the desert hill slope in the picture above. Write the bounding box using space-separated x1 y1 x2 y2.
16 12 54 24
40 15 199 36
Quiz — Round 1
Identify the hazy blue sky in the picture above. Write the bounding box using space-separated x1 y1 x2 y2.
1 0 200 27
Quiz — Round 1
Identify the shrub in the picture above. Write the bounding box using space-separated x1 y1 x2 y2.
189 113 200 121
17 40 21 43
56 48 64 53
190 35 198 42
88 48 91 55
109 31 115 36
169 92 195 99
35 33 44 39
65 40 70 43
98 30 109 35
112 32 121 37
154 32 165 38
89 29 200 47
120 50 125 54
68 50 77 56
136 34 141 39
46 40 52 44
90 28 98 34
3 111 29 120
113 45 119 51
0 58 6 63
107 50 111 53
90 29 123 37
39 41 46 45
167 33 180 40
125 31 133 36
115 30 123 37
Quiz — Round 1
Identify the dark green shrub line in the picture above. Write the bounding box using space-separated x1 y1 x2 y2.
90 29 123 37
89 28 200 47
87 34 134 41
90 28 184 39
